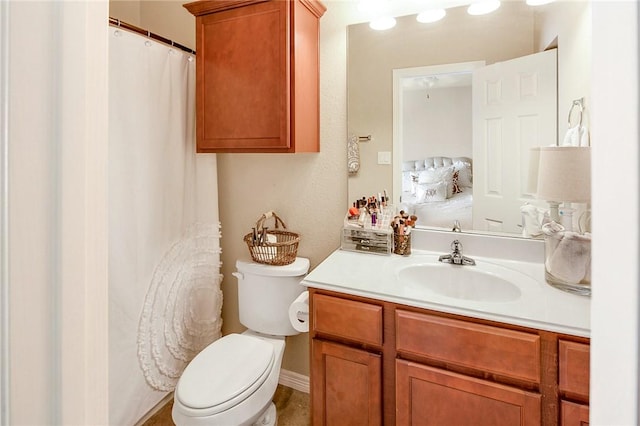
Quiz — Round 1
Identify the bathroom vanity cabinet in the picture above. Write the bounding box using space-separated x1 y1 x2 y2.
558 340 590 425
184 0 325 153
309 289 590 426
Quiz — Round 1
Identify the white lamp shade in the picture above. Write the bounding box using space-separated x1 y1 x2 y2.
526 147 541 194
536 146 591 202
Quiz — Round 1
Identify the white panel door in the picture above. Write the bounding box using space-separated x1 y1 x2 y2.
472 49 557 233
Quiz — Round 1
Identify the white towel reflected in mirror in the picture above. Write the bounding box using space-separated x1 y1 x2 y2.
562 125 590 147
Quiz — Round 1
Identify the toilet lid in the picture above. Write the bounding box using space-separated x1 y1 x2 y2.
176 334 275 413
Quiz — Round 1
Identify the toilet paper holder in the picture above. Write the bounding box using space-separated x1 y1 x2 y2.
288 291 310 333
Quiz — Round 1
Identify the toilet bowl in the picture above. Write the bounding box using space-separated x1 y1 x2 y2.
172 330 285 426
172 257 310 426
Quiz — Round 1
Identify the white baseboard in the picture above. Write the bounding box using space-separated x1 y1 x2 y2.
278 369 310 394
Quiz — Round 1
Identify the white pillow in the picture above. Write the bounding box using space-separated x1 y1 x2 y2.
417 166 455 198
453 161 472 187
417 165 454 184
415 181 448 202
401 171 413 193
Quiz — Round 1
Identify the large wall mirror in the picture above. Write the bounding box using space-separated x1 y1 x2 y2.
347 1 591 237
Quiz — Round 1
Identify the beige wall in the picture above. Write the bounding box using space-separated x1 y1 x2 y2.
110 0 195 49
403 85 473 161
109 0 140 28
535 1 591 144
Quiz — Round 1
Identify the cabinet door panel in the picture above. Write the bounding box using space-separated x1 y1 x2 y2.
561 400 589 426
312 339 382 426
559 340 590 401
199 1 288 150
396 359 541 426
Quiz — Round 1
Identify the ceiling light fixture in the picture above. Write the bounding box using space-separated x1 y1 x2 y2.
357 0 386 13
526 0 554 5
467 0 501 15
359 0 396 31
369 16 397 30
416 9 447 23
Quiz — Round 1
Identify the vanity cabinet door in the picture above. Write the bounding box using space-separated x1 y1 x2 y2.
185 0 325 153
311 339 382 426
560 400 589 426
559 340 590 401
396 359 541 426
559 340 590 425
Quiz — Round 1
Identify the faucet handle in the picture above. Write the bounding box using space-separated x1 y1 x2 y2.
452 220 461 232
451 239 462 252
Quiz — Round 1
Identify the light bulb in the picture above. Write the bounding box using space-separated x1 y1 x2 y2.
369 16 396 31
467 0 501 15
416 9 446 23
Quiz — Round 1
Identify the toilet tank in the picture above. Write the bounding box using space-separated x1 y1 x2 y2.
234 257 310 336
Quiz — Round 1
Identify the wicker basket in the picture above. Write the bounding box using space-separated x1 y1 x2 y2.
243 211 300 266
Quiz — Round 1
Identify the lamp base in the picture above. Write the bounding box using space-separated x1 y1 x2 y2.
544 271 591 296
543 229 591 297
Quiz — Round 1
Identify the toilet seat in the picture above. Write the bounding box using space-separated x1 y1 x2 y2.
175 333 275 416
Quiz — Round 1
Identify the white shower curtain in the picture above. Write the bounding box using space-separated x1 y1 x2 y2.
108 27 222 425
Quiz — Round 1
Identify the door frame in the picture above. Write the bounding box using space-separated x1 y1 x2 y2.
392 61 485 206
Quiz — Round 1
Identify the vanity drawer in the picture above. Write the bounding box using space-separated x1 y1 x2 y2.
396 310 541 383
559 340 590 400
312 293 383 347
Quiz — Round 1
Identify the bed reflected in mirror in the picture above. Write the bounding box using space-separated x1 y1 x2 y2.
399 156 473 230
393 61 479 231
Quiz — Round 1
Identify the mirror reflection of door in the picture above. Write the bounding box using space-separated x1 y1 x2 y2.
394 51 556 233
393 61 483 230
472 49 557 234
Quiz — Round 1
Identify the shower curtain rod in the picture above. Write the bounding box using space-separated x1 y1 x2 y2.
109 17 196 55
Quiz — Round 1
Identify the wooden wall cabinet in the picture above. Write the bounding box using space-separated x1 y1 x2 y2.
310 289 590 426
184 0 326 153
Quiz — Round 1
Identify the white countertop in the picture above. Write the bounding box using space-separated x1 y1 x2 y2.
302 248 591 338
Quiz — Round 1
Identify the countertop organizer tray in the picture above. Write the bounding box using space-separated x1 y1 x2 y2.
341 227 392 255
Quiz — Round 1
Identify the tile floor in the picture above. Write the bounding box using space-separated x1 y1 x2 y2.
142 385 310 426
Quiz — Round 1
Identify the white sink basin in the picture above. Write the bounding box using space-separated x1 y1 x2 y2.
396 262 534 302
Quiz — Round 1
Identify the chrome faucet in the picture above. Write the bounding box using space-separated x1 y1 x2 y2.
452 220 461 232
438 240 476 266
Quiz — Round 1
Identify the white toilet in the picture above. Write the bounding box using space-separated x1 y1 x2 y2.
172 257 310 426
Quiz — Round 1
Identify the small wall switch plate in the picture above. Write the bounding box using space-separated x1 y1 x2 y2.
377 151 392 165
